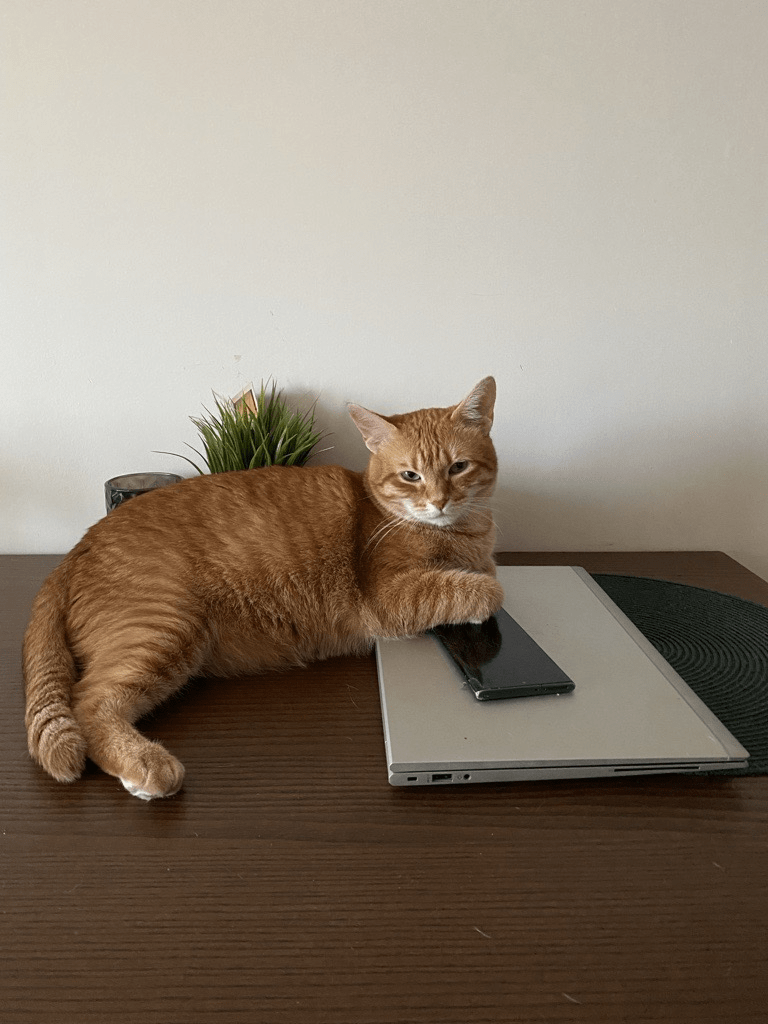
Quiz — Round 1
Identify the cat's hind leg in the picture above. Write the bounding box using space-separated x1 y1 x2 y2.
72 644 201 800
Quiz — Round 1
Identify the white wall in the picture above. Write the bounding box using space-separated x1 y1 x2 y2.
2 0 767 577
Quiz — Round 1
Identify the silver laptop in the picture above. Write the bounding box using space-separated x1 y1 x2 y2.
375 566 749 785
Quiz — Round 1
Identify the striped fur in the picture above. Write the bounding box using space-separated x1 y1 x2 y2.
23 378 500 799
23 564 87 782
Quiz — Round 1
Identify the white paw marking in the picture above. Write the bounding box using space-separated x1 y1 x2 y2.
120 777 156 801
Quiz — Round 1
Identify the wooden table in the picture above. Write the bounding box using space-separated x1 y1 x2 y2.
2 552 767 1024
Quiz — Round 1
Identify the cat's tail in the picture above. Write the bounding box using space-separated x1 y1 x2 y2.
23 560 87 783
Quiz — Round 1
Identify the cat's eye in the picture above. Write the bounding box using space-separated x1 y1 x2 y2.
449 461 469 475
400 470 421 482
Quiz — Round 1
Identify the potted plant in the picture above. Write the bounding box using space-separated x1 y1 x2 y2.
168 381 329 474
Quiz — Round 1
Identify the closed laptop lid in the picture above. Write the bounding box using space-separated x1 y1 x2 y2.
376 567 748 775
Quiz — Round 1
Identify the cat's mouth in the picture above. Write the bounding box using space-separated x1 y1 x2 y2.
403 502 460 528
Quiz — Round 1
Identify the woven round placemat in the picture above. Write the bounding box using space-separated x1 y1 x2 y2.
591 575 768 776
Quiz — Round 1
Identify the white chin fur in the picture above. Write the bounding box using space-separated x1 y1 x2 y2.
399 499 460 528
411 508 456 528
426 514 454 528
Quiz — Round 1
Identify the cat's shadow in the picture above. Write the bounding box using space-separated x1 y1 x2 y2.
489 419 764 553
280 386 368 473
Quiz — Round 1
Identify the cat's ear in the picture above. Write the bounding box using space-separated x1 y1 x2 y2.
348 404 399 453
451 376 496 435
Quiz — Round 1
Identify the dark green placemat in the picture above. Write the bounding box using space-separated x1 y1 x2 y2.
591 574 768 776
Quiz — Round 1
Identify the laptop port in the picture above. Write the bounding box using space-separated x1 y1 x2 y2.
430 773 453 782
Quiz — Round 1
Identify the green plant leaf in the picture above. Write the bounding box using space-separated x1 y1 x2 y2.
165 379 329 474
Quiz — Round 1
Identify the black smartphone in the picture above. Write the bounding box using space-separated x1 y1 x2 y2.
430 608 575 700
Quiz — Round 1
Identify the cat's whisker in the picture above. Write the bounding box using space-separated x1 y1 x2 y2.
485 501 517 528
366 516 408 554
364 518 396 552
365 515 399 546
485 492 516 513
451 495 494 524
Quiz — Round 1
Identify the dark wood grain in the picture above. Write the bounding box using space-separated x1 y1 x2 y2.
2 553 767 1023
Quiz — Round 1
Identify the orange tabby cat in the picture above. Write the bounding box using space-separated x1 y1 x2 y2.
23 377 502 799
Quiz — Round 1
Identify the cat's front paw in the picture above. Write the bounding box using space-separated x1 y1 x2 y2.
465 575 504 624
435 571 503 626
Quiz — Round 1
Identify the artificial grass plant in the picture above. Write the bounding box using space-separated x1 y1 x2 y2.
168 381 328 474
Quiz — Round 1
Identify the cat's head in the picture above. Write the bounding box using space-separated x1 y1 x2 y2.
349 377 497 528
